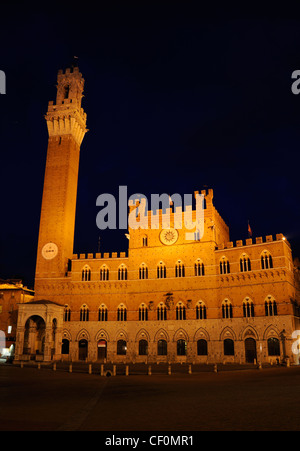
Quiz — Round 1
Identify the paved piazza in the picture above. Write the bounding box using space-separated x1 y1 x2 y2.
0 362 299 431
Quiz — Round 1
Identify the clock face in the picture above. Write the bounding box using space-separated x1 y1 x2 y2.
41 242 58 260
159 228 179 246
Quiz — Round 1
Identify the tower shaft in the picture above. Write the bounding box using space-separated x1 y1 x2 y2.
35 67 87 296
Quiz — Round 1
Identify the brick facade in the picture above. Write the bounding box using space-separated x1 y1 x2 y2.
14 67 300 364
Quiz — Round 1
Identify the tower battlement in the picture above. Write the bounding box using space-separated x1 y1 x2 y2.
126 188 229 247
127 188 225 225
45 66 87 147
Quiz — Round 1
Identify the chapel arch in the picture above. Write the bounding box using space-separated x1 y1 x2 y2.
23 315 46 357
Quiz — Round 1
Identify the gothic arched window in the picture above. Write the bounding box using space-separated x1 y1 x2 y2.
261 251 273 269
98 305 108 321
117 305 127 321
265 296 277 316
157 303 167 321
243 298 255 318
64 305 71 322
196 301 206 319
222 299 233 319
100 265 109 281
157 262 166 279
175 260 185 278
195 259 205 276
240 254 251 272
118 265 128 280
139 263 148 280
139 304 148 321
220 257 230 275
80 304 89 321
82 266 91 281
176 302 186 320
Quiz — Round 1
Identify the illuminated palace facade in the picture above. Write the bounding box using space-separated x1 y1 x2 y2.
14 66 300 365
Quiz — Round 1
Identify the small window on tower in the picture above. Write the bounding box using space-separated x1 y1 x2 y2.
64 84 70 99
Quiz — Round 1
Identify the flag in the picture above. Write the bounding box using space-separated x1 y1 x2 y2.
248 221 252 237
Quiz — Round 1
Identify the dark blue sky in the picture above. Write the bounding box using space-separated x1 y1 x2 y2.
0 3 300 288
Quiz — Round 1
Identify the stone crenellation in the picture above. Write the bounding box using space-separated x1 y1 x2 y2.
72 252 128 260
71 234 288 261
216 233 289 251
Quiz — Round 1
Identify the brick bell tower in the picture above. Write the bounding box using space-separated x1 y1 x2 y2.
34 66 87 297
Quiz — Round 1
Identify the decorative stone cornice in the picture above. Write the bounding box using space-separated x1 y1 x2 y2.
45 102 87 147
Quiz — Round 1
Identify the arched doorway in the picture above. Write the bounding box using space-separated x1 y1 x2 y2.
139 339 148 355
267 337 280 356
23 315 46 359
117 339 127 355
78 339 88 360
197 339 208 356
245 337 257 363
157 339 167 356
177 339 187 356
97 340 107 361
62 339 70 355
224 338 234 356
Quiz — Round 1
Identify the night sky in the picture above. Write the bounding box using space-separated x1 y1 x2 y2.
0 3 300 289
